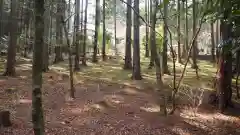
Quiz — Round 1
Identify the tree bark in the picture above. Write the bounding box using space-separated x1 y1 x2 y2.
151 0 165 115
216 20 220 60
32 0 45 134
42 0 50 72
102 0 106 61
82 0 88 65
93 0 100 63
123 0 132 70
61 15 75 99
74 0 80 70
148 0 154 69
0 0 4 37
191 0 199 78
177 0 182 63
162 0 169 74
4 0 18 76
183 0 188 59
132 0 142 80
144 0 149 57
211 21 215 63
54 0 64 63
114 0 117 55
218 21 233 113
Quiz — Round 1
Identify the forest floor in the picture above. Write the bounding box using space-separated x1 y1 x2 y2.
0 56 240 135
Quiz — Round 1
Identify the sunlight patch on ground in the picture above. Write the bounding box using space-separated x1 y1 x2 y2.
70 106 90 115
171 127 192 135
140 104 160 112
16 64 32 70
19 99 32 104
181 109 239 129
122 88 138 95
91 103 107 110
50 66 68 71
105 94 124 104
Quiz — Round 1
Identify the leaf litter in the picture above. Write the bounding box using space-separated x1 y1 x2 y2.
0 69 239 135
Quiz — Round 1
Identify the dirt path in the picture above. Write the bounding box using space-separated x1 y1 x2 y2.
0 69 240 135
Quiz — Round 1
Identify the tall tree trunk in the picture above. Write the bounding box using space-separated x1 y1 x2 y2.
177 0 182 63
42 0 50 72
210 0 215 63
80 0 84 58
162 0 169 74
49 3 53 55
4 0 18 76
218 13 233 112
93 0 100 62
236 51 240 98
132 0 142 80
148 0 154 69
61 15 75 98
123 0 132 70
114 0 117 55
144 0 149 57
102 0 106 61
68 0 71 30
211 22 215 62
0 0 4 37
54 0 64 63
74 0 80 70
32 0 45 134
183 0 188 59
23 0 31 57
216 20 220 60
151 0 165 116
82 0 88 65
191 0 198 77
80 0 84 32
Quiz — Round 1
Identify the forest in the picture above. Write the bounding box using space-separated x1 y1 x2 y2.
0 0 239 134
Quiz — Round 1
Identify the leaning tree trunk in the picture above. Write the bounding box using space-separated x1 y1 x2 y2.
74 0 80 71
92 0 100 63
32 0 45 134
4 0 18 76
102 0 106 61
123 0 132 70
132 0 142 80
162 0 169 74
82 0 88 65
144 0 149 57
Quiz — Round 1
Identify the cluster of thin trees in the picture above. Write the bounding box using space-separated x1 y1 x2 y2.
0 0 239 134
